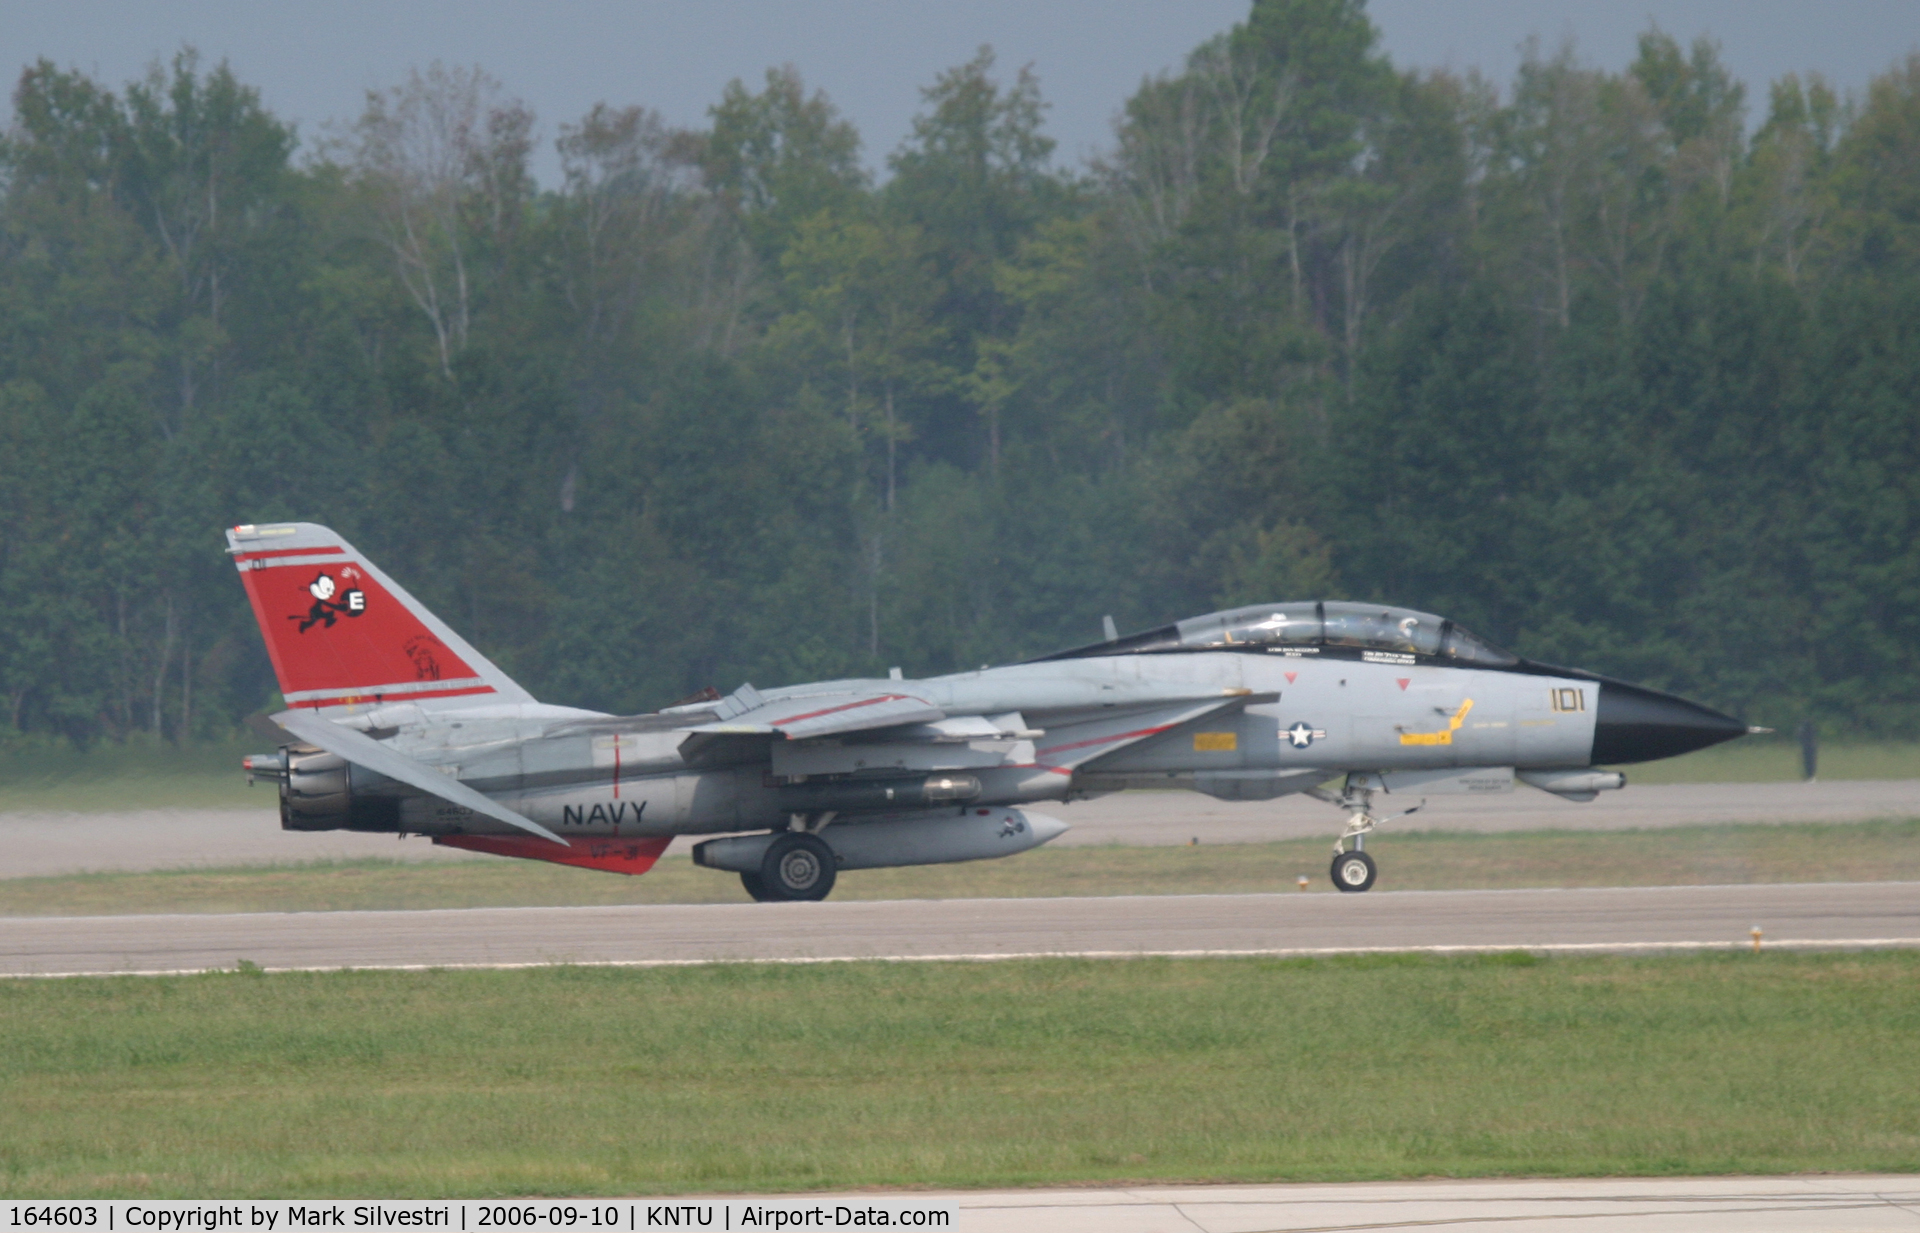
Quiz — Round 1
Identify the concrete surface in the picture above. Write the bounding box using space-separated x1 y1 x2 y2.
717 1176 1920 1231
3 779 1917 878
4 880 1915 977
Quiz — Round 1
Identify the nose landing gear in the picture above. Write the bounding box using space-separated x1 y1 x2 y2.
1331 849 1376 892
1307 778 1421 893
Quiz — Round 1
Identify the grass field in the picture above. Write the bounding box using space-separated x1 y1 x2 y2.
2 952 1917 1197
4 817 1919 915
1621 738 1920 783
0 738 1915 813
0 741 263 812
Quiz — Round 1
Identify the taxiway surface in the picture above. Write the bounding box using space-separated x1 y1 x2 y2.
5 881 1915 977
4 779 1918 878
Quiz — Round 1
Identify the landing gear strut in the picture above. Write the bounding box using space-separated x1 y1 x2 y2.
1307 778 1421 894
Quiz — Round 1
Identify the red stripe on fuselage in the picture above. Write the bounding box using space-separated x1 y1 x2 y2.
1037 722 1180 758
770 693 913 728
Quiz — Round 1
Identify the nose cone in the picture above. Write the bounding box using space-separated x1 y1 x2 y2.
1591 681 1749 764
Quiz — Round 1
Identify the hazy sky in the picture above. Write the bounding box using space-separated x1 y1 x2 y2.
5 1 1915 185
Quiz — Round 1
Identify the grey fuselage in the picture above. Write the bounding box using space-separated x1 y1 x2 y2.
302 627 1735 841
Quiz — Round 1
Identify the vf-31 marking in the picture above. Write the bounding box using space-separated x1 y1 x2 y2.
230 523 1755 900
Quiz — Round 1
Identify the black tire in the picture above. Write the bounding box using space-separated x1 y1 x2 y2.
1331 849 1377 893
740 870 775 902
760 832 838 901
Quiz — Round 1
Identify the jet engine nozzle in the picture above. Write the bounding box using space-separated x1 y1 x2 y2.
284 747 349 830
1590 682 1748 764
280 745 401 832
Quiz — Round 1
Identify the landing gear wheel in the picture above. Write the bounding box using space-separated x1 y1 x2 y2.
739 870 775 902
760 832 838 901
1331 850 1377 893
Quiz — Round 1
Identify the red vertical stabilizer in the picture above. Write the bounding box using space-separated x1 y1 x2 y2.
227 522 533 713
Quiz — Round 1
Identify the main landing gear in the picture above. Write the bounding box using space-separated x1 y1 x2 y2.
1307 778 1421 894
741 827 838 902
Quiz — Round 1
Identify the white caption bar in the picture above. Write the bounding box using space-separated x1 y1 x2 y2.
3 1201 958 1232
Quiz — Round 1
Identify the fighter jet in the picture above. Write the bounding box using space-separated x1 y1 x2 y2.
231 522 1752 898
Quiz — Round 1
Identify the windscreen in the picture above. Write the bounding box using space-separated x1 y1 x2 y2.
1440 623 1519 666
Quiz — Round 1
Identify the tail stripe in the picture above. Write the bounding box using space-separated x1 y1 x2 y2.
286 686 496 709
235 554 356 573
286 678 493 704
233 546 346 564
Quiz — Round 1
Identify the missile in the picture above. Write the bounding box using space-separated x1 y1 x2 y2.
778 774 981 813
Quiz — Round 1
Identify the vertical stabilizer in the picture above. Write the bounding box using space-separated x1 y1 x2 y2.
227 522 534 713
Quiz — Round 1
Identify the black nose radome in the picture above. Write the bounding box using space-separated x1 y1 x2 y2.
1591 681 1749 764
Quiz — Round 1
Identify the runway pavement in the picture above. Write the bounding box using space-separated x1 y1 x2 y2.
4 779 1918 878
732 1176 1920 1231
5 880 1915 977
1064 777 1920 844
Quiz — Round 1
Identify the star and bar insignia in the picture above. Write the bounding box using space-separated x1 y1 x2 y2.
1286 721 1327 749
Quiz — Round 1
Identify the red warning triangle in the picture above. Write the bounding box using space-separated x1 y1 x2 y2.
1285 671 1298 684
1397 678 1411 690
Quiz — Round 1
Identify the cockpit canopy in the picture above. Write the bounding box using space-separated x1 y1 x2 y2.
1063 601 1518 666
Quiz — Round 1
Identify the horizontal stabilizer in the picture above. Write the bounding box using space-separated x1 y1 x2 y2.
273 709 567 846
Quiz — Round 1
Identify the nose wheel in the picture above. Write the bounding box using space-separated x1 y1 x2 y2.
1331 849 1377 893
1307 777 1421 894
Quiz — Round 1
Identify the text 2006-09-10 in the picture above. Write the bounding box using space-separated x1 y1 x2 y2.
5 1203 956 1231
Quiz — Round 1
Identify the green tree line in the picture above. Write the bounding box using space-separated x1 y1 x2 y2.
3 0 1918 744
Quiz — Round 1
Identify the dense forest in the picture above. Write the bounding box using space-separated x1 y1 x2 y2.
2 0 1918 745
